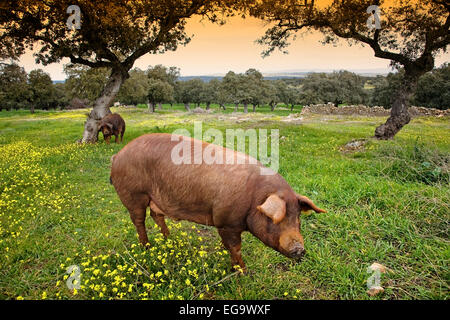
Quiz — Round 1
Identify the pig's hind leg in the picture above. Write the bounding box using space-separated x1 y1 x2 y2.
149 201 170 238
123 193 150 247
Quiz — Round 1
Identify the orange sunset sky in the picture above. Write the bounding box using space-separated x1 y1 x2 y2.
17 14 450 80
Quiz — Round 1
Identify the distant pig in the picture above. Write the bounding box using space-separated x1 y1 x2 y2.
110 133 326 270
99 113 125 144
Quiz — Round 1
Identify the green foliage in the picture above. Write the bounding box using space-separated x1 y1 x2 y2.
369 72 403 108
174 79 204 106
0 63 31 110
52 83 69 109
275 80 300 110
64 65 110 104
117 68 150 105
369 64 450 110
147 65 180 86
147 79 174 107
221 71 241 105
415 64 450 110
28 69 55 110
299 71 368 106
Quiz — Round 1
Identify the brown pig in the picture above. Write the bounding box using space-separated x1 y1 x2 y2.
110 133 326 270
99 113 125 144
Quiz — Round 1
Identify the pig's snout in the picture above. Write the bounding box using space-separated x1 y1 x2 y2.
289 243 306 261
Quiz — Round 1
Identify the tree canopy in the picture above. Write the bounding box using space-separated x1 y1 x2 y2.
28 69 55 112
0 63 30 110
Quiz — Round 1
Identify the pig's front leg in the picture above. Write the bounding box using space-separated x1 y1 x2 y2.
218 228 246 272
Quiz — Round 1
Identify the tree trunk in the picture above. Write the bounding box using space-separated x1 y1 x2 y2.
148 102 155 113
220 103 226 110
81 68 128 143
290 104 294 111
270 102 276 112
184 103 190 111
158 102 162 110
252 104 256 112
30 105 35 114
206 102 211 110
243 103 248 113
234 103 239 112
374 71 421 140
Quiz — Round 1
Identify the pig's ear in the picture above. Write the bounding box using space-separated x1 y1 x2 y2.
296 194 327 213
257 194 286 224
99 122 112 130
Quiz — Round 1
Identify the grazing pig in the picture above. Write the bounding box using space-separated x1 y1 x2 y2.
110 133 326 270
99 113 125 144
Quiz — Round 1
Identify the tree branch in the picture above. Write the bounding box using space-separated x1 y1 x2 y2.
69 54 111 69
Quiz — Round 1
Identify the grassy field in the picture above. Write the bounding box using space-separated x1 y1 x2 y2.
0 104 449 300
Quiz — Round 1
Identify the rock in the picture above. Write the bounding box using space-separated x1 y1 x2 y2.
367 286 385 296
369 262 388 274
366 262 389 297
339 139 368 153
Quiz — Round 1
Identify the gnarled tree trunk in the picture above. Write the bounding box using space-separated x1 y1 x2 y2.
81 68 129 143
374 69 422 140
184 103 190 111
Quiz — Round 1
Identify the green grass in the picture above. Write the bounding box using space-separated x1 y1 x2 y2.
0 105 448 300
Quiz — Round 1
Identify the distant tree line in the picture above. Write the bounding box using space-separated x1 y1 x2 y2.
1 63 448 112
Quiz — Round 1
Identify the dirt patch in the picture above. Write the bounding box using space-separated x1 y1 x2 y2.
281 114 304 124
273 261 290 272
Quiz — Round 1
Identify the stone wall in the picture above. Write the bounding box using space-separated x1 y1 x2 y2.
300 102 449 117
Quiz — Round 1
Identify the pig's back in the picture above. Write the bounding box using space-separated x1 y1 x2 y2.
111 133 280 226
